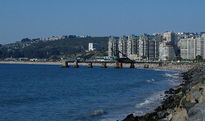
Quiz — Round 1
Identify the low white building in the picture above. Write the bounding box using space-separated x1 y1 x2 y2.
88 43 98 51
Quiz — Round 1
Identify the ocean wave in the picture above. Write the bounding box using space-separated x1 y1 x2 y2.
153 69 168 72
146 79 155 83
164 73 179 79
135 91 164 108
76 109 106 121
163 72 182 86
88 109 105 117
134 91 165 116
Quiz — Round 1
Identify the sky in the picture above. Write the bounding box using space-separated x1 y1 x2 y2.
0 0 205 44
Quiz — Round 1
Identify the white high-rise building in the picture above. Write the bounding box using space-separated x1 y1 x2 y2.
139 34 160 60
163 32 175 43
118 36 127 58
179 37 205 59
108 37 119 57
139 35 149 58
149 39 160 60
127 35 137 57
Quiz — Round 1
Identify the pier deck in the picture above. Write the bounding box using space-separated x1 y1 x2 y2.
61 61 164 68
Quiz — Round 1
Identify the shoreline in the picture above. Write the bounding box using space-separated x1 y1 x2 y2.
123 63 205 121
0 61 195 72
0 61 61 65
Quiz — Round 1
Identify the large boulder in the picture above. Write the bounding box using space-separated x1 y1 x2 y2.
187 102 205 121
171 108 187 121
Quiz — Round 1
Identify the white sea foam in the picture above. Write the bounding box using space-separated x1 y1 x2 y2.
135 91 164 108
153 69 168 72
146 79 155 83
164 73 179 79
134 91 165 116
76 109 105 121
88 109 105 117
163 72 182 86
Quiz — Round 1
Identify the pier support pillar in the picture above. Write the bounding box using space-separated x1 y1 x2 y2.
73 61 79 68
120 63 123 68
144 64 149 68
158 62 162 67
115 61 122 68
88 62 93 68
101 63 107 68
115 61 120 68
61 61 69 68
130 63 135 68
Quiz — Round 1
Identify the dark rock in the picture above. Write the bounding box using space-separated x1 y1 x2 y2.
157 111 169 119
184 102 196 111
122 114 135 121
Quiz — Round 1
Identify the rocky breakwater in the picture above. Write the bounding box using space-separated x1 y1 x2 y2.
123 63 205 121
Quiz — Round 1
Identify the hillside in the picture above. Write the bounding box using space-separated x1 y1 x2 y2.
0 37 109 60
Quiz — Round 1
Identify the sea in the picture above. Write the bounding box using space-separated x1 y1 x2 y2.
0 64 182 121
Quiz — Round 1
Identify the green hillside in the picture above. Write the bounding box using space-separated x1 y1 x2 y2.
0 37 109 60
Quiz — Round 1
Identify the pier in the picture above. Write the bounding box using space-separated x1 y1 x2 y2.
61 60 162 69
61 49 164 69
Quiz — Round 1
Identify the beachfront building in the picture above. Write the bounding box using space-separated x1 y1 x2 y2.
159 42 176 61
149 38 160 60
108 37 119 57
118 36 128 58
139 34 149 59
139 34 160 60
179 37 205 59
127 35 138 57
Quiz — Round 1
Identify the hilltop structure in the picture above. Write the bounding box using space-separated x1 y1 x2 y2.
88 43 98 51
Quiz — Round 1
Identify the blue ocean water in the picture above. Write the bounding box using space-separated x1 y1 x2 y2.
0 64 181 121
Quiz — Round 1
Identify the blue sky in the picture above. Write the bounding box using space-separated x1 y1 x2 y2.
0 0 205 44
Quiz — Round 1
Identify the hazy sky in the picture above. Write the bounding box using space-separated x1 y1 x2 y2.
0 0 205 44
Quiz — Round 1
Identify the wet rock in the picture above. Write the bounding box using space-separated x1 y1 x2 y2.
184 102 196 111
187 102 205 121
122 114 135 121
157 111 168 119
171 108 187 121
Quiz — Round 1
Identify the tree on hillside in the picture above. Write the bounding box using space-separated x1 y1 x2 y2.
21 38 31 43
